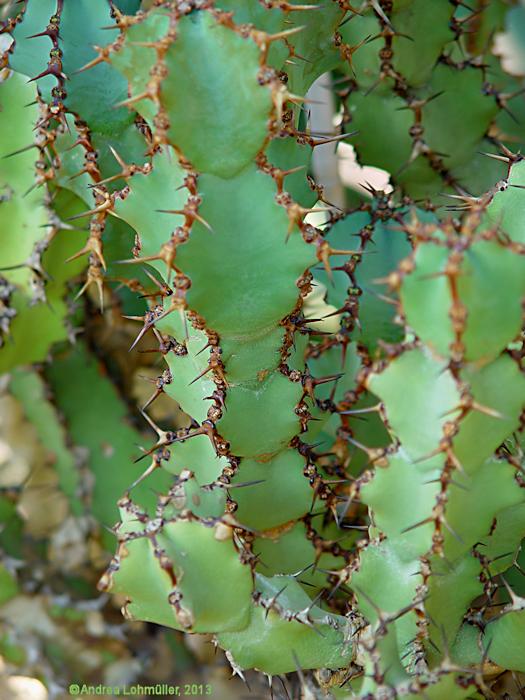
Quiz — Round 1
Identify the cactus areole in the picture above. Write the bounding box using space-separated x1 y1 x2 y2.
1 0 525 697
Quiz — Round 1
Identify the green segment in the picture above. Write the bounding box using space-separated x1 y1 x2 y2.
162 12 273 177
107 516 253 633
177 165 315 336
217 575 353 674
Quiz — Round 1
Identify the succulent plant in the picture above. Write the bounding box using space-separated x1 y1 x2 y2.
1 1 524 697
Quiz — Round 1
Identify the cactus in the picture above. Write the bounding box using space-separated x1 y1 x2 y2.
0 0 525 697
335 0 525 200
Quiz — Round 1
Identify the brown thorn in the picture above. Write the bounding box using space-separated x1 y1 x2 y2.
73 53 106 74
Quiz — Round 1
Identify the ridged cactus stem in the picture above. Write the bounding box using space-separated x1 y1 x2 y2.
0 1 524 696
